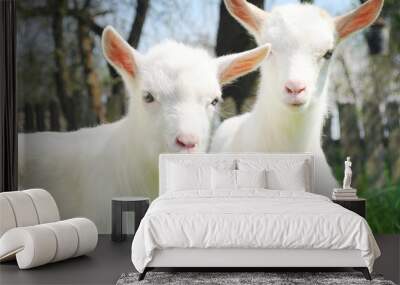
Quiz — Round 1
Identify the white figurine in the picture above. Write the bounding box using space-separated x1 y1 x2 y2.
343 157 352 190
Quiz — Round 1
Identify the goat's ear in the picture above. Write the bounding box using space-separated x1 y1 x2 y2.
335 0 384 39
224 0 267 39
216 44 271 86
102 26 139 78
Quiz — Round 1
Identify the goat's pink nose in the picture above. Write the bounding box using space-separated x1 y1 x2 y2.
285 80 307 95
176 134 199 149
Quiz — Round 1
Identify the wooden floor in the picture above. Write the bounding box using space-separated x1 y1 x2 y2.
0 235 399 285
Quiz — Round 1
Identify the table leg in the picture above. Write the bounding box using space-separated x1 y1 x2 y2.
112 201 124 242
134 201 149 235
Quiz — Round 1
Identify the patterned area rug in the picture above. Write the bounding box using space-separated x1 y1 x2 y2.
116 272 396 285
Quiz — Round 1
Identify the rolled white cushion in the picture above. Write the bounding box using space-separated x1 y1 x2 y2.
0 190 60 238
0 196 17 237
1 192 39 227
24 189 60 223
65 218 98 257
0 226 57 269
42 221 79 262
0 218 97 269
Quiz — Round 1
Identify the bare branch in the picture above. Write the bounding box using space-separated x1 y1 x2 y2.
127 0 150 48
68 10 106 36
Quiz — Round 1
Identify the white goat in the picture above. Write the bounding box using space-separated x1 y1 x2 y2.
211 0 384 197
18 26 270 233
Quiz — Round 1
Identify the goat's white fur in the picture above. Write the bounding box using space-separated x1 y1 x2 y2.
18 26 270 233
211 0 383 197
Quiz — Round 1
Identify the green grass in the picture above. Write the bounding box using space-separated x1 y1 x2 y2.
358 184 400 234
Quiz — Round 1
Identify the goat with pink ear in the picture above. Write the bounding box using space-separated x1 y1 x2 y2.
210 0 384 197
18 25 271 233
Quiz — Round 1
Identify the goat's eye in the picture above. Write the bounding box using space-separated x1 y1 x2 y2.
323 50 334 60
211 98 219 106
143 92 155 103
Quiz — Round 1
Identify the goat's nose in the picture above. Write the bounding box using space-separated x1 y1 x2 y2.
284 80 307 95
176 134 199 149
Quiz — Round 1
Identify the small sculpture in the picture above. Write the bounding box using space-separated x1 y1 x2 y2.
343 156 353 189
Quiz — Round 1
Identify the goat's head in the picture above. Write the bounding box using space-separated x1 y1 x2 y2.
225 0 384 111
102 26 270 153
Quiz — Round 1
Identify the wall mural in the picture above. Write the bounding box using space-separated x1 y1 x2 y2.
17 0 399 234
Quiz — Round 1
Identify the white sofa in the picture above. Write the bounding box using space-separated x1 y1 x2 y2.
0 189 98 269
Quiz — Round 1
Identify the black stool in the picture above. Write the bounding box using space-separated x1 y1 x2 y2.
111 197 149 242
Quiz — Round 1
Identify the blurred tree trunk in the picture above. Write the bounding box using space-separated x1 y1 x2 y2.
337 56 367 187
34 103 46 132
215 0 263 115
338 103 364 187
386 102 400 183
363 100 386 189
321 114 342 180
76 16 106 124
24 102 35 132
49 100 61 131
49 0 77 131
363 54 388 189
359 0 388 55
127 0 150 49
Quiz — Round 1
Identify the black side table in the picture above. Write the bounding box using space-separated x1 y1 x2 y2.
112 197 150 242
332 198 366 218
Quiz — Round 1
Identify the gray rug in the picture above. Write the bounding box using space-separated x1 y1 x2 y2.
116 272 396 285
